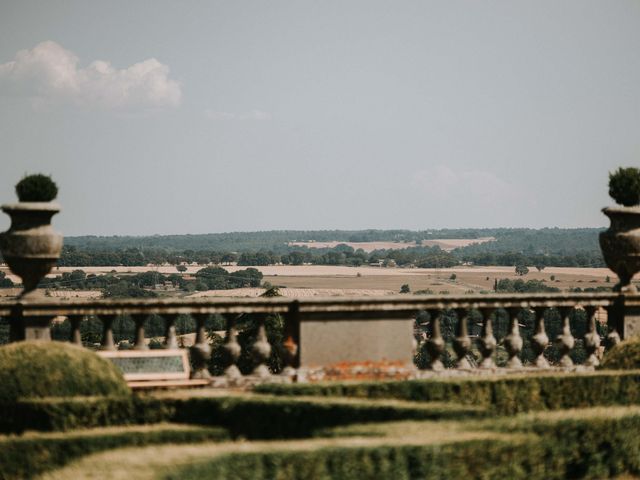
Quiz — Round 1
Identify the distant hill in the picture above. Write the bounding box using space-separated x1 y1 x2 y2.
64 228 604 256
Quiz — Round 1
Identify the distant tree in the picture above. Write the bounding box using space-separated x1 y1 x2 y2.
550 275 556 281
535 264 545 272
605 275 611 283
449 273 457 281
515 265 529 276
400 284 411 294
176 264 187 273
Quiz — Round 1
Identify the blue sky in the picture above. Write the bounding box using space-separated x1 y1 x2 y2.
0 1 638 235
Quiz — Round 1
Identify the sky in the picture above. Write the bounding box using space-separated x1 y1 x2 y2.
0 1 638 236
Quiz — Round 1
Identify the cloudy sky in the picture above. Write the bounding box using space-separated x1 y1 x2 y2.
0 1 638 235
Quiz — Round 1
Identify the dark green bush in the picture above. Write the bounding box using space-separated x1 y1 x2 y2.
0 341 129 404
164 395 483 439
256 370 640 414
0 423 228 480
609 167 640 206
15 173 58 202
167 410 640 480
601 338 640 369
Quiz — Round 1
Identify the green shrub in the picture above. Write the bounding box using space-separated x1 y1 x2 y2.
609 167 640 206
161 394 484 439
601 338 640 369
255 370 640 414
15 173 58 202
0 341 129 404
0 423 228 480
166 409 640 479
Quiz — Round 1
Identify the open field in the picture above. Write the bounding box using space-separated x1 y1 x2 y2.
0 264 620 297
287 237 495 252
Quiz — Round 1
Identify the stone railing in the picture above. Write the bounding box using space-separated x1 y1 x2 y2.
2 291 639 384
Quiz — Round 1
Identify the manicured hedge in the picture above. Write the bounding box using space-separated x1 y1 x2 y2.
0 341 129 404
601 338 640 370
0 424 228 480
0 395 175 433
255 370 640 414
159 394 485 439
0 393 483 436
166 408 640 479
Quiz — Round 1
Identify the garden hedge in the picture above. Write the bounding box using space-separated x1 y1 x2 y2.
165 407 640 479
161 394 484 439
255 370 640 414
0 341 129 404
601 338 640 370
0 423 228 480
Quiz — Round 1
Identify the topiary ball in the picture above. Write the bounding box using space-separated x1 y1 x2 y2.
600 338 640 370
0 341 129 404
15 174 58 202
608 167 640 207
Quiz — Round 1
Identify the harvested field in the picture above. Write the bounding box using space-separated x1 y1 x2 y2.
287 237 495 252
189 288 395 298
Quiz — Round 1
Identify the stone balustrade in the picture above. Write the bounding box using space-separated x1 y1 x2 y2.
1 291 639 383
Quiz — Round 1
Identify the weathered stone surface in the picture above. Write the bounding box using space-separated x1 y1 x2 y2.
298 318 414 367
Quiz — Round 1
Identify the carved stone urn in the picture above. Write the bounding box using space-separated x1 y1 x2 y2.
599 206 640 292
0 202 63 299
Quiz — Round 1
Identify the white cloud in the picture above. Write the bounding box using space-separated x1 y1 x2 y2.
204 109 272 121
0 41 181 110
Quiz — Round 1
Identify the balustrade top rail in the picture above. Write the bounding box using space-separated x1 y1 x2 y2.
0 291 627 319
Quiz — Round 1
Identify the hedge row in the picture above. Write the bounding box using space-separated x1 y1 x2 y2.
255 370 640 414
165 408 640 480
0 423 228 480
0 394 483 436
0 396 173 433
164 395 484 439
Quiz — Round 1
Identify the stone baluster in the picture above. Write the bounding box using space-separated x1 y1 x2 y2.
605 305 621 350
132 314 148 350
531 307 550 368
222 314 242 379
99 314 116 351
478 308 497 369
252 314 272 378
453 308 472 369
583 306 601 367
504 307 523 369
68 315 84 346
425 309 445 371
556 307 575 368
190 313 212 380
281 301 300 378
163 314 178 349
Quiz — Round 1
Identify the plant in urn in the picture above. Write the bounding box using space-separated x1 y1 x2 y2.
600 167 640 292
0 174 63 299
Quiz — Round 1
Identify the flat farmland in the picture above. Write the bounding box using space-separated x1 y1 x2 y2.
0 264 618 297
287 237 495 252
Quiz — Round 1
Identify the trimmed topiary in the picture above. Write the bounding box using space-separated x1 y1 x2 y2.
15 174 58 202
0 341 129 404
601 337 640 370
609 167 640 207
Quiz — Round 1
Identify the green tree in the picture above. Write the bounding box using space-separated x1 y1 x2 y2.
515 264 529 276
400 284 411 294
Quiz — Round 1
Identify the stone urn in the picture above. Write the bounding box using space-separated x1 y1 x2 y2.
599 206 640 292
0 202 63 298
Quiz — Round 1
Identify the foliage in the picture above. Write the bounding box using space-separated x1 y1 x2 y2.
0 423 228 480
609 166 640 206
399 284 410 293
256 370 640 415
0 341 129 404
163 395 482 439
515 264 529 276
14 173 58 202
495 278 559 293
601 337 640 369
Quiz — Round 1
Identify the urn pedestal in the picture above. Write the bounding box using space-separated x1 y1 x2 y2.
599 206 640 293
0 202 63 341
